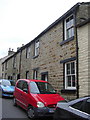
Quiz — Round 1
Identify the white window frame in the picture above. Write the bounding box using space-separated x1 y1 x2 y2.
65 61 76 90
33 70 38 80
26 47 31 58
13 56 16 68
35 40 39 56
64 15 74 40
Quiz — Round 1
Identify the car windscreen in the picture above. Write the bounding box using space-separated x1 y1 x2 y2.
30 81 56 94
1 80 11 86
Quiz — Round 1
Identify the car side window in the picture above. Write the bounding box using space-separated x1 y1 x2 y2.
71 101 84 111
82 99 90 114
16 80 24 90
22 81 28 91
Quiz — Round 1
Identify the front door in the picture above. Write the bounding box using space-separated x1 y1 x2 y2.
41 72 48 81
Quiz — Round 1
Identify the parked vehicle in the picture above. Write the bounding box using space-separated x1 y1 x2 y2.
13 79 64 119
0 79 15 97
54 96 90 120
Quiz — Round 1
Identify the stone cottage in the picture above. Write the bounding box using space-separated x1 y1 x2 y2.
2 2 90 99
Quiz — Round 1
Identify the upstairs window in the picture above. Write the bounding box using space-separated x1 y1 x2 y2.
64 15 74 40
5 62 7 70
2 64 4 71
13 56 16 68
35 40 39 56
65 61 76 89
26 47 31 58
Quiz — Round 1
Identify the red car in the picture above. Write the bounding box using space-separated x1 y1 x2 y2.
13 79 64 119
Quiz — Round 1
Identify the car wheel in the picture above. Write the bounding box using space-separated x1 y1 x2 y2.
27 106 36 119
13 97 17 106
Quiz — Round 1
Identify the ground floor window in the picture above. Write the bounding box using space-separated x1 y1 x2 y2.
17 74 20 79
65 61 76 89
41 72 48 81
13 73 16 80
26 71 29 79
33 69 38 80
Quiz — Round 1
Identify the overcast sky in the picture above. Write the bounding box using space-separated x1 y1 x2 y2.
0 0 89 58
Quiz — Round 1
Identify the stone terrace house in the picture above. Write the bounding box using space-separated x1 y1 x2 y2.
0 48 15 79
2 2 90 99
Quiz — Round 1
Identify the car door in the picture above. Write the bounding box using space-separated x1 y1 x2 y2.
15 80 24 107
82 98 90 119
70 99 90 120
21 81 29 109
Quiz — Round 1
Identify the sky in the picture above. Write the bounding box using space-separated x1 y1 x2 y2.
0 0 89 58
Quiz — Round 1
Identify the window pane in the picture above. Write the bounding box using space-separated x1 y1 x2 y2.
71 27 74 37
67 76 71 87
67 64 70 74
67 29 69 39
70 19 74 26
70 15 73 20
66 21 70 29
72 75 75 87
71 101 83 110
66 18 69 23
82 99 90 114
36 47 39 55
71 62 75 74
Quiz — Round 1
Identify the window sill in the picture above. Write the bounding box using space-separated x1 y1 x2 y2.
33 55 39 59
60 36 74 46
61 89 76 94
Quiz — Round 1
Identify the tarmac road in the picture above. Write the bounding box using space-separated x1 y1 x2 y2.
1 97 53 120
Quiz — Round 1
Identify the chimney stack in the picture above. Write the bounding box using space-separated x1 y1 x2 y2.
8 48 15 55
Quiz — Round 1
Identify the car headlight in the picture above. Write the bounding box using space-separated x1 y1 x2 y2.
37 102 45 108
3 89 8 92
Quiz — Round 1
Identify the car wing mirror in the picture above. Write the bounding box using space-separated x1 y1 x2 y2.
23 88 28 93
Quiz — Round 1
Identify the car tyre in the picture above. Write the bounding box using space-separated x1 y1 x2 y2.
27 106 36 119
13 97 17 106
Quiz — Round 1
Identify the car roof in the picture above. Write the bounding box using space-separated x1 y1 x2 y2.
0 79 14 81
57 96 90 108
68 96 90 105
17 79 48 83
0 79 9 81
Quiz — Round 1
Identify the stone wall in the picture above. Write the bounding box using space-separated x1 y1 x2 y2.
78 24 89 97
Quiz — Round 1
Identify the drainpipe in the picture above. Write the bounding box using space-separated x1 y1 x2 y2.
75 11 79 98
